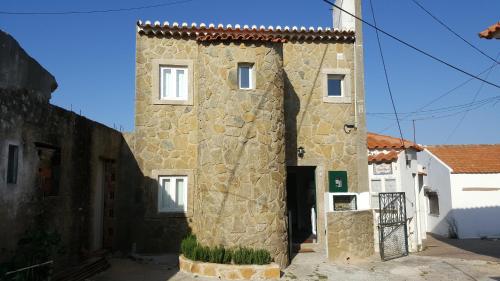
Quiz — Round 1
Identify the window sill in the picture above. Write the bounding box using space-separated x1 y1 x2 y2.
153 99 192 106
323 96 352 104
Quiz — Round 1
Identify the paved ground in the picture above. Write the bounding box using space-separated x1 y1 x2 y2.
417 233 500 262
90 251 500 281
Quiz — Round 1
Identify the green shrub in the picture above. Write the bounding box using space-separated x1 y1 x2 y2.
180 234 197 260
179 235 271 265
252 249 271 265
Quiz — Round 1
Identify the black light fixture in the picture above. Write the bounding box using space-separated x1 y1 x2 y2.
297 146 305 158
344 124 356 134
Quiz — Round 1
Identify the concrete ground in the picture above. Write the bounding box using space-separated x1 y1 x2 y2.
90 251 500 281
417 233 500 262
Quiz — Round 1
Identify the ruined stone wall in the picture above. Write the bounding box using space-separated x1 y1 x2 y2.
0 89 135 267
326 211 374 260
196 42 288 267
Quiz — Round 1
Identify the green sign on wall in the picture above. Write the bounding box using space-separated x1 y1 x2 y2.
328 171 348 193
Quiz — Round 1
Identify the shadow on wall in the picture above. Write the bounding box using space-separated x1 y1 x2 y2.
117 137 192 255
431 206 500 239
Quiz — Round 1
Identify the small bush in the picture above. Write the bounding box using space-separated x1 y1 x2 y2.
179 235 271 265
252 249 272 265
180 234 197 260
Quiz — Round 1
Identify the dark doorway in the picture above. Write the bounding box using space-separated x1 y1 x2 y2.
287 166 317 249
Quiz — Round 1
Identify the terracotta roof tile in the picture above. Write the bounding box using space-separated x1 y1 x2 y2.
368 150 399 163
428 144 500 173
479 22 500 39
367 132 423 151
137 21 355 43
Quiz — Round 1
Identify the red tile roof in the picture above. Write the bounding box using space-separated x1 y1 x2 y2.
137 21 355 43
367 132 423 151
428 144 500 174
479 22 500 39
368 150 399 163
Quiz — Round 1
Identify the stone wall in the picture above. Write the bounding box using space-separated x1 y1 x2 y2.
283 40 367 249
326 211 374 260
0 89 137 268
196 41 287 267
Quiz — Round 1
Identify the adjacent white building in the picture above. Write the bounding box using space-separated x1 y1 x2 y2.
367 133 426 253
419 145 500 239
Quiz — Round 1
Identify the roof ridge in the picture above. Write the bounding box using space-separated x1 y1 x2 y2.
137 20 353 33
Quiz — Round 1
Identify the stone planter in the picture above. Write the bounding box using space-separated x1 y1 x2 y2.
179 255 281 280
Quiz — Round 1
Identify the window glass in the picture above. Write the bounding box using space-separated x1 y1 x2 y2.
327 75 342 96
158 176 187 212
160 66 188 100
239 65 251 89
7 145 19 184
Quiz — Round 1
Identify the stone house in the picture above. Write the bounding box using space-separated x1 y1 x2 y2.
367 132 426 253
129 0 372 267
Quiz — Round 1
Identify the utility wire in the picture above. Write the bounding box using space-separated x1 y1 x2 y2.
375 62 498 133
444 52 500 142
0 0 193 15
409 0 498 64
322 0 500 89
368 0 406 146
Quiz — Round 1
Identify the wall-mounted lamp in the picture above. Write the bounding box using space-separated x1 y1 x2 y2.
344 124 356 134
297 146 305 158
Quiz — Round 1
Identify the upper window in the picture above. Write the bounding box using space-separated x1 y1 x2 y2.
160 66 188 101
322 69 351 103
327 74 343 97
7 145 19 184
158 175 187 213
238 64 253 89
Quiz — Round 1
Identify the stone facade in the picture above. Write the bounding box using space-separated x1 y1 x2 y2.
132 19 368 268
326 211 374 260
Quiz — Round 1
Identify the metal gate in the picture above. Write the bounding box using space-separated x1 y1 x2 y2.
378 192 409 261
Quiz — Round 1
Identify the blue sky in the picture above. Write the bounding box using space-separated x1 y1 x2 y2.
1 0 499 144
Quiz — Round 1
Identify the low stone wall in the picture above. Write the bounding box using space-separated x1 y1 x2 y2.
327 210 375 260
179 255 280 280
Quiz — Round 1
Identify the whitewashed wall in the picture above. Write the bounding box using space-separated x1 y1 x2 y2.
450 173 500 238
368 148 424 252
418 149 453 237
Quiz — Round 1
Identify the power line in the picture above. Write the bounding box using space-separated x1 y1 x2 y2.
444 52 500 142
322 0 500 89
374 62 498 133
0 0 193 15
368 0 405 146
409 0 498 64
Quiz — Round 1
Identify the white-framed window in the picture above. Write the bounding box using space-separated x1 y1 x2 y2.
160 66 188 100
385 178 397 192
238 64 253 89
322 68 351 103
158 175 188 213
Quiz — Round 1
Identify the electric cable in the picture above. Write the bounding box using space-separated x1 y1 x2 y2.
409 0 499 64
322 0 500 89
0 0 193 15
